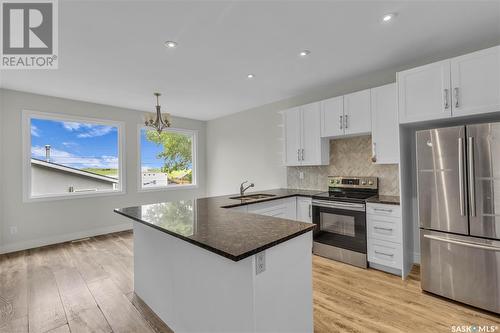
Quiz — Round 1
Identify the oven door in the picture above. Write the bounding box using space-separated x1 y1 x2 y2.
312 200 367 254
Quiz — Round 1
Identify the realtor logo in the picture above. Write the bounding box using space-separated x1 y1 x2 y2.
1 0 58 69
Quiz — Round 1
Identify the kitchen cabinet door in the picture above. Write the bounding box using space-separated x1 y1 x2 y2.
284 107 302 166
451 46 500 117
343 89 371 136
296 197 312 223
320 96 344 137
398 60 452 124
301 102 325 166
371 83 399 164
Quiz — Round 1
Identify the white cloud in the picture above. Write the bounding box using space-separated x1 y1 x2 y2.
62 141 78 147
61 122 115 138
77 126 114 138
31 125 40 137
62 122 83 131
31 146 118 169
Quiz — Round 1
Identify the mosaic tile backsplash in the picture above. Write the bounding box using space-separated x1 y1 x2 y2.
287 135 400 196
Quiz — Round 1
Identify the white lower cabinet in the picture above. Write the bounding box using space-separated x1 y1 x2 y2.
296 197 312 223
247 197 297 220
367 203 403 275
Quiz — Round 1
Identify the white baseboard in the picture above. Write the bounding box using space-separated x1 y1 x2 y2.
0 223 133 254
413 252 421 264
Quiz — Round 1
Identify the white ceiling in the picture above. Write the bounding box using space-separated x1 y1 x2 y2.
1 1 500 120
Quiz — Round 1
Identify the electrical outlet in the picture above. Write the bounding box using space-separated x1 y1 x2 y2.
10 226 18 235
255 251 266 275
299 171 304 180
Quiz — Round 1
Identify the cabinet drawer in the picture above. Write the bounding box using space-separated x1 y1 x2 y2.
367 238 402 269
367 215 402 244
366 203 401 217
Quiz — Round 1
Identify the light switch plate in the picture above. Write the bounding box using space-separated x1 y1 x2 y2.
255 251 266 275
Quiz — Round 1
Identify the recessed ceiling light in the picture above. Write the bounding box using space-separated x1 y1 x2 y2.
382 13 396 22
164 41 177 48
247 74 255 79
299 50 311 57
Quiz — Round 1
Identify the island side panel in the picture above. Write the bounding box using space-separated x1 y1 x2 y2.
253 231 313 333
134 223 256 332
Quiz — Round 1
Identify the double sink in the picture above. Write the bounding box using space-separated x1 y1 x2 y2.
229 193 276 202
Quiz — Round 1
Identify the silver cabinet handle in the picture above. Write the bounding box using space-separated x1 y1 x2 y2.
454 87 459 108
443 89 449 109
424 235 500 252
374 251 394 257
373 208 393 213
308 204 312 218
344 114 348 129
301 149 304 161
468 137 476 217
371 142 377 163
339 115 343 129
458 137 466 216
297 149 300 162
374 226 393 232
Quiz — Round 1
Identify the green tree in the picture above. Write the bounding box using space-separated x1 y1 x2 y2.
146 130 192 173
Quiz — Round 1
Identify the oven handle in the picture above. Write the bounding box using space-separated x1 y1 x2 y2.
312 199 365 212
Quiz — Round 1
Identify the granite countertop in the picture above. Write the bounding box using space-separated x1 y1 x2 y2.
114 189 320 262
366 195 400 205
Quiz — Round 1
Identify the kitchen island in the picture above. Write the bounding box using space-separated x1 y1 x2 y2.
114 189 317 333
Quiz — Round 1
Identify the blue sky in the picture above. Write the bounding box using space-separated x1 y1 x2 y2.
31 118 179 171
31 118 120 169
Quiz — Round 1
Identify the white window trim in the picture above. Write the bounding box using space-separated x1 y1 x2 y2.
22 109 126 202
137 125 198 192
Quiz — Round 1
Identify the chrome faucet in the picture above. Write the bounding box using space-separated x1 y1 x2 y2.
240 181 254 196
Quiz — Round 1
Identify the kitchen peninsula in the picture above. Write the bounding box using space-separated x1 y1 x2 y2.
114 189 317 333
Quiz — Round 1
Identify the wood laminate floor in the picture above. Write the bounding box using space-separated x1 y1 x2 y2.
0 231 499 333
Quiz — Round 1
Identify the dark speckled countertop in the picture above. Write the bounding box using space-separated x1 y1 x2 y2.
114 189 320 262
366 195 400 205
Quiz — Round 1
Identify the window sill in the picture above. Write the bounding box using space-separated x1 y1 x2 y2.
138 184 199 193
24 189 126 203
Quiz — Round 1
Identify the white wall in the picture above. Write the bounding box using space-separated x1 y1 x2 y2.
0 89 206 253
206 68 397 196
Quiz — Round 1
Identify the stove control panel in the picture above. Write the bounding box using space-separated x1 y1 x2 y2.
329 176 378 190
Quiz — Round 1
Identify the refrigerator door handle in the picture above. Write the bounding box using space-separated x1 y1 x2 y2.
468 137 476 217
458 138 466 216
423 234 500 252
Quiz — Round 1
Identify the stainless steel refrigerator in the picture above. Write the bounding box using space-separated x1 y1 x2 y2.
417 123 500 314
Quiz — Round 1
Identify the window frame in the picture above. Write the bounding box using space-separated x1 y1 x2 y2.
22 109 126 202
137 125 198 192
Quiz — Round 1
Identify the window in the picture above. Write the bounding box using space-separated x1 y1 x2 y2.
23 111 124 200
139 127 196 190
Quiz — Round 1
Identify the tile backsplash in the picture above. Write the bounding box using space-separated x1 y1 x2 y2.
287 135 400 196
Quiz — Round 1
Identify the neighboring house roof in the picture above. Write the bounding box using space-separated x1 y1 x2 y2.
31 158 118 183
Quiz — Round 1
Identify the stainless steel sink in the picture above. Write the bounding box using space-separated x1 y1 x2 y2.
229 193 276 201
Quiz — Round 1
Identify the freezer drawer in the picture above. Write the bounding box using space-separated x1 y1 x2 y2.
420 229 500 314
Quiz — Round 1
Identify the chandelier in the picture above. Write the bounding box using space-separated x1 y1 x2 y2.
144 92 171 134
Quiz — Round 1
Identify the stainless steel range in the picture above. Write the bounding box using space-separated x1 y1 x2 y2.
312 176 378 268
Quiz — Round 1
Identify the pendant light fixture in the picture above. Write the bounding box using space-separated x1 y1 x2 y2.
144 92 171 134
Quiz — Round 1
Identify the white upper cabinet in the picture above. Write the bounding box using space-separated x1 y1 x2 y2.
320 96 344 137
398 46 500 124
283 103 329 166
371 83 399 164
343 89 372 136
398 60 452 124
451 46 500 117
301 103 324 166
284 107 302 166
